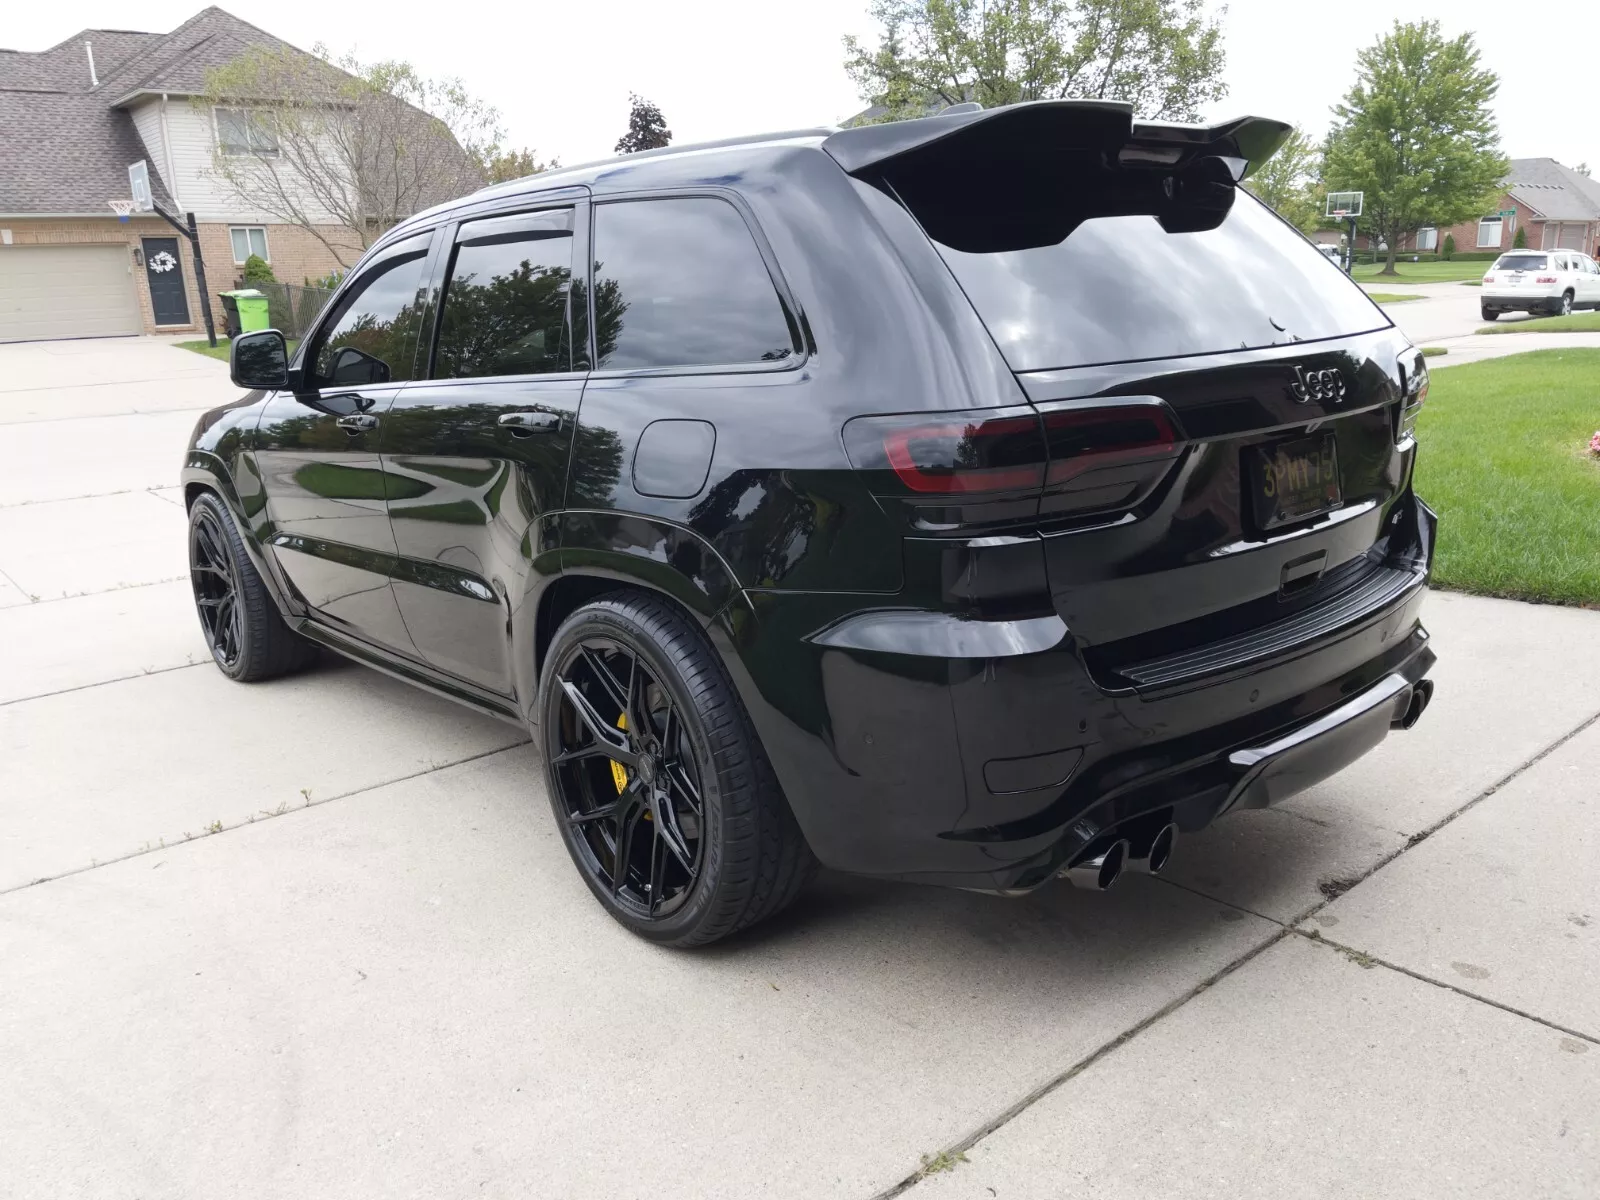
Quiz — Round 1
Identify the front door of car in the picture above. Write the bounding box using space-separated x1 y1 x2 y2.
377 203 588 695
254 231 435 655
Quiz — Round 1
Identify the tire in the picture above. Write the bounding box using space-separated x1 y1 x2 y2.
1480 306 1498 321
1560 291 1574 317
539 591 816 947
187 491 318 682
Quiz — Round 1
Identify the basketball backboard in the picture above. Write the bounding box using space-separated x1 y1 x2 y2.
128 161 154 213
1326 190 1363 218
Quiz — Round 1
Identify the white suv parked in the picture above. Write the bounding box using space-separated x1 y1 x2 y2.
1481 250 1600 320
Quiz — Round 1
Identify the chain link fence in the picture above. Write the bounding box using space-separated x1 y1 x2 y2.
253 282 337 339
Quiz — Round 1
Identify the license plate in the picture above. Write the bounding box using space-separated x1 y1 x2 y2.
1248 434 1342 530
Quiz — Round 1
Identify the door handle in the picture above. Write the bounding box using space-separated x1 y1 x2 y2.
498 411 560 435
337 414 379 433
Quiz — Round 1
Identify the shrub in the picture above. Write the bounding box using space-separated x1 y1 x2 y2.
1513 225 1528 249
305 270 344 290
241 254 276 284
1441 233 1456 260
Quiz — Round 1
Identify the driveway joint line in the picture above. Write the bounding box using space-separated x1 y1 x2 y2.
1280 702 1600 929
0 403 216 426
1294 929 1600 1046
0 740 531 900
0 487 181 511
875 703 1600 1198
0 576 186 608
0 660 208 709
868 923 1293 1199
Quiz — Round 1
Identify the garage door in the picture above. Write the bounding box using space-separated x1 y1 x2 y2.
0 244 141 342
1558 222 1588 251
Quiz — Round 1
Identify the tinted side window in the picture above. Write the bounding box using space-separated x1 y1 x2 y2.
592 197 795 370
433 209 575 379
311 236 430 387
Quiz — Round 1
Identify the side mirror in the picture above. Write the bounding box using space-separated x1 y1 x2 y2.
230 329 289 391
329 345 391 386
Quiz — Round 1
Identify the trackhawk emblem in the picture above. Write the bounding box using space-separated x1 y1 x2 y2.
1290 366 1346 403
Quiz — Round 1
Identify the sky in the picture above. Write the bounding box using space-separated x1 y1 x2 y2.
7 0 1595 171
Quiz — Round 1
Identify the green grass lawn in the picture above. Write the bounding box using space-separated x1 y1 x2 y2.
1351 260 1491 283
176 338 299 362
1415 349 1600 605
1420 346 1448 357
1365 292 1424 304
1476 312 1600 335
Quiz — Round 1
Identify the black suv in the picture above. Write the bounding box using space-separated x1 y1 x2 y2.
190 100 1436 946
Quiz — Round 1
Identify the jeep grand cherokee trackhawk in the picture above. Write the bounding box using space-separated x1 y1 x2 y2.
186 100 1437 946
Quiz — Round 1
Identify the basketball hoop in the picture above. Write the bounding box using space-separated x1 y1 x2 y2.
108 199 137 223
1328 209 1351 220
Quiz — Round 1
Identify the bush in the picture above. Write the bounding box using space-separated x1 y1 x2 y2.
1441 233 1456 260
1513 225 1528 249
241 254 276 284
305 270 344 290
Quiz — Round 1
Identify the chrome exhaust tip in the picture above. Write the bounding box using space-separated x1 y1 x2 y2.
1063 839 1130 891
1127 823 1178 876
1394 679 1434 731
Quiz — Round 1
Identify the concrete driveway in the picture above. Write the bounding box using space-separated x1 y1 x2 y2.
3 337 1598 1199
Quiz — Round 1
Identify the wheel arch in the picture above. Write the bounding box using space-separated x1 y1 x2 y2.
181 457 300 622
524 511 748 717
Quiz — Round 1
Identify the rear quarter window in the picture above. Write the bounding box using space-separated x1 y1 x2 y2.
920 188 1388 372
591 197 797 371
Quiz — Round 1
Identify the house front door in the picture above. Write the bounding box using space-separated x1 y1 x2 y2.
141 237 190 326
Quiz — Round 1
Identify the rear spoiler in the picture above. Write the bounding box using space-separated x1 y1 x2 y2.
822 100 1292 181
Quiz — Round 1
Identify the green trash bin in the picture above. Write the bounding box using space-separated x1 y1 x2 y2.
230 289 271 334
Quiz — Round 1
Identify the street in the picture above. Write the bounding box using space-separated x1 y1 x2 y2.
2 337 1598 1199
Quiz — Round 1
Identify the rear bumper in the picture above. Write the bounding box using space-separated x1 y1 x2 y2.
1481 291 1563 311
721 494 1437 892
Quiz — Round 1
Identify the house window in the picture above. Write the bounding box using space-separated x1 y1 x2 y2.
1477 217 1503 248
215 108 279 157
1417 227 1438 251
229 227 269 264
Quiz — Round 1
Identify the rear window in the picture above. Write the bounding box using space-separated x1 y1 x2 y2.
906 186 1387 372
1495 253 1549 272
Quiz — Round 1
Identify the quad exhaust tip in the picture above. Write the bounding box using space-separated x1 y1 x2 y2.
1127 823 1178 877
1064 839 1130 891
1394 679 1434 731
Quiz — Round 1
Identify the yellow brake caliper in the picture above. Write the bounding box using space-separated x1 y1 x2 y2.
610 713 629 793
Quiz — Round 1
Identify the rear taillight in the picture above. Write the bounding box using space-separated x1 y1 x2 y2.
1483 274 1495 283
1537 275 1558 284
844 401 1186 525
1399 358 1428 443
844 407 1046 494
1040 404 1182 486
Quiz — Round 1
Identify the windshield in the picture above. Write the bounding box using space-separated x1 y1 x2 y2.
916 188 1389 372
1494 254 1549 272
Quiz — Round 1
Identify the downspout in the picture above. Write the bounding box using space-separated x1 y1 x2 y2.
159 93 182 211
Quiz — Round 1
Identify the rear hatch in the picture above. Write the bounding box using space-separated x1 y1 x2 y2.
826 101 1424 688
1482 252 1555 297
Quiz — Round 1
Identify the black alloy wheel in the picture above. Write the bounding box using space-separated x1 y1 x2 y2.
541 593 814 946
550 636 707 919
187 492 318 682
190 505 243 669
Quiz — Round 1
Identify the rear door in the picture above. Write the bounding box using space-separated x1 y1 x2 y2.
255 231 433 655
377 202 587 695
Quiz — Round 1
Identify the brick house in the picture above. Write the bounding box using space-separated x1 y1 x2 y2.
0 8 380 342
1370 159 1600 259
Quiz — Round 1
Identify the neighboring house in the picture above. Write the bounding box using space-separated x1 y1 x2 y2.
0 7 362 342
1377 159 1600 258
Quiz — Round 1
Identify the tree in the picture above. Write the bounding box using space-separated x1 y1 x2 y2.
1441 232 1455 260
843 0 1227 123
615 95 671 154
1244 126 1323 233
1574 162 1591 177
1513 225 1527 249
480 147 560 184
202 46 500 268
1323 21 1507 276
